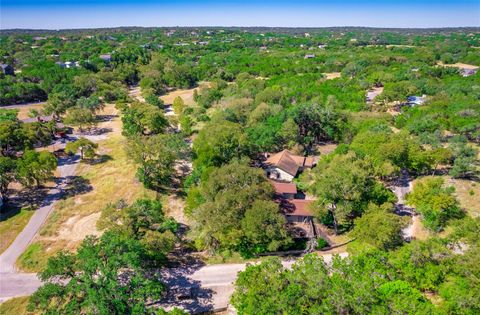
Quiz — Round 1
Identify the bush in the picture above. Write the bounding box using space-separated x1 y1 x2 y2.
316 238 329 250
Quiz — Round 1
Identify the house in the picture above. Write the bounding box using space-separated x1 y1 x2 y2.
99 54 112 62
406 95 426 107
270 180 297 199
281 199 314 223
318 44 327 49
264 150 317 182
0 64 14 75
304 54 315 59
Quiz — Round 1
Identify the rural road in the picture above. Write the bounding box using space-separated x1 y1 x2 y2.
392 170 416 239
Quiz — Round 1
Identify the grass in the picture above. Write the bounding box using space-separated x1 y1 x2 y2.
16 239 70 272
0 208 34 254
443 176 480 218
0 296 32 315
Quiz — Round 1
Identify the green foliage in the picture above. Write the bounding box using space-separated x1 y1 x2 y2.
126 134 189 190
65 137 98 160
231 253 435 315
193 120 249 169
122 102 168 137
0 156 16 201
351 203 407 250
307 152 395 233
406 177 463 231
16 150 57 188
64 107 97 131
190 160 290 255
28 232 165 314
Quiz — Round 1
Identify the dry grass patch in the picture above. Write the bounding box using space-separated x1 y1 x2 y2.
0 208 34 254
443 176 480 218
39 133 154 239
0 296 32 315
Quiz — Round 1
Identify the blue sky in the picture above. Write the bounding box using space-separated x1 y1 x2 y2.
1 0 479 29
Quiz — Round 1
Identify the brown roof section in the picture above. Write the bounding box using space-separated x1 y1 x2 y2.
270 180 297 195
265 150 300 176
281 199 314 217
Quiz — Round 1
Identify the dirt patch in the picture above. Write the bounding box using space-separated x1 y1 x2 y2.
437 62 479 70
323 72 341 80
56 212 101 241
316 143 338 155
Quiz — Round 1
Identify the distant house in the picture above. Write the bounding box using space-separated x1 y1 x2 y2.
99 54 112 62
318 44 327 49
304 54 315 59
281 199 314 223
264 150 316 182
406 95 427 107
270 180 297 199
0 63 14 75
56 61 80 69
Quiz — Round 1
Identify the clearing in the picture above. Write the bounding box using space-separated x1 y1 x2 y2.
323 72 341 80
437 61 479 70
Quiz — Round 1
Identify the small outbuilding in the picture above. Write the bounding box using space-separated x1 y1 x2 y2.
0 64 14 76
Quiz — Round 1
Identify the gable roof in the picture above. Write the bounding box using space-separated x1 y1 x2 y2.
270 180 297 195
281 199 314 217
266 149 312 176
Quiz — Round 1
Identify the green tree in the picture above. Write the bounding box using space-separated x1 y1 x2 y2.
65 137 98 160
351 203 407 250
308 152 395 234
64 107 97 131
193 120 249 169
122 102 168 137
16 150 57 188
126 134 189 190
190 161 288 255
406 177 463 231
172 96 186 115
0 156 16 202
28 232 169 314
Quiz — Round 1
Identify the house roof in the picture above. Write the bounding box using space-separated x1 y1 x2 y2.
281 199 314 217
266 150 317 176
266 150 300 176
270 180 297 195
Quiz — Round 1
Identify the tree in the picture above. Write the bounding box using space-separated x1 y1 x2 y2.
294 102 344 149
43 92 75 119
16 150 57 188
97 199 178 263
28 232 172 314
0 156 16 202
172 96 186 115
406 177 463 231
449 137 478 179
241 200 292 253
351 203 407 250
126 134 189 190
190 161 289 255
75 95 104 113
65 137 98 160
0 120 27 157
308 152 395 234
64 107 97 131
193 120 249 169
122 102 168 137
